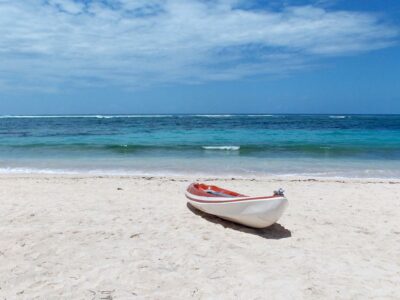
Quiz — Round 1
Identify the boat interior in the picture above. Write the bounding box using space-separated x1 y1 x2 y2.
195 183 246 198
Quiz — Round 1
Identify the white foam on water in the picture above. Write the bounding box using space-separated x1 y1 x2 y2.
329 115 346 119
202 146 240 151
0 167 76 175
1 166 399 181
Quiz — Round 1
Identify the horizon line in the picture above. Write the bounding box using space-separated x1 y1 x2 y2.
1 113 400 117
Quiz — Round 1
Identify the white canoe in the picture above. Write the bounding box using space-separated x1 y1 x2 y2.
185 183 288 228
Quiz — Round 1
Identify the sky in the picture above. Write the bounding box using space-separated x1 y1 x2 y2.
0 0 399 114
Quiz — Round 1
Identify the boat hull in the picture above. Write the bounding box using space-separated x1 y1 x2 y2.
186 188 288 228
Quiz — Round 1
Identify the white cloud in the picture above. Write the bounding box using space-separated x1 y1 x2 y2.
0 0 397 91
48 0 85 14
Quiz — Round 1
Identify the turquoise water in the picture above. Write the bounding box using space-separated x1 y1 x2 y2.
1 114 399 178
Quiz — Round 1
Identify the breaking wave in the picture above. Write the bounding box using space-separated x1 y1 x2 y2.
202 146 240 151
329 115 347 119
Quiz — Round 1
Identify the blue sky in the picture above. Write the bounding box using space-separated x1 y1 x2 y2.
0 0 399 114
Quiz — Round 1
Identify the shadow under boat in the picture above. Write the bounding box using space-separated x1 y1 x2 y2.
187 203 291 240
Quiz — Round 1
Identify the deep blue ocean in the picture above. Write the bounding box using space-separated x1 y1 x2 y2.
1 114 399 178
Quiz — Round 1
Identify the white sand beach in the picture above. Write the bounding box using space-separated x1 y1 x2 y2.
1 175 400 299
